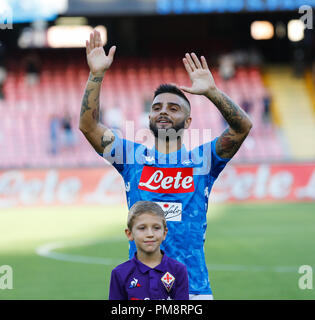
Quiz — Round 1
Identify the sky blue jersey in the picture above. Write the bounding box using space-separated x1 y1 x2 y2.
100 131 230 295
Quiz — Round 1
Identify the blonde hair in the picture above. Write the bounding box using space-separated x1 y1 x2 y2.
127 201 166 231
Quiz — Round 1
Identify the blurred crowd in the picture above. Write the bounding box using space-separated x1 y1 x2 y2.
218 48 263 81
49 111 76 155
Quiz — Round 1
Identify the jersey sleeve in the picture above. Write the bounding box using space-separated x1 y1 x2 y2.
209 137 231 182
172 264 189 300
108 269 127 300
96 130 134 174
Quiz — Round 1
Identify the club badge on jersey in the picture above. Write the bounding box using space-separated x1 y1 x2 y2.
161 272 175 292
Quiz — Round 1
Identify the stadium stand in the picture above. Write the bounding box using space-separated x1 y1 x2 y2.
0 52 288 168
265 66 315 160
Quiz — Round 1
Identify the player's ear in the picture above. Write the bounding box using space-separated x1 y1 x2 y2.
184 116 192 129
125 228 134 241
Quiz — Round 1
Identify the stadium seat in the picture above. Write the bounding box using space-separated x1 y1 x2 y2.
1 53 286 168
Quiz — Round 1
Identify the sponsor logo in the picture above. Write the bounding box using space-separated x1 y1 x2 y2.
156 202 182 221
129 278 141 288
138 167 194 193
161 272 175 292
125 182 130 192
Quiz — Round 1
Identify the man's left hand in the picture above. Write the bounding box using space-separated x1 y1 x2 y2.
180 53 217 98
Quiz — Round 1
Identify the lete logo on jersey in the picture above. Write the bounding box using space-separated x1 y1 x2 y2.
138 167 194 193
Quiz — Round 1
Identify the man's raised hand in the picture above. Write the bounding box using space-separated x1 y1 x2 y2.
86 30 116 76
180 53 217 97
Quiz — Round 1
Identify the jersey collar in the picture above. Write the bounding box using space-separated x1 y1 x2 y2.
145 144 191 166
133 250 168 274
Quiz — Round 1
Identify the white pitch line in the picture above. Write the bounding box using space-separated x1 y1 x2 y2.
36 238 125 265
36 239 299 273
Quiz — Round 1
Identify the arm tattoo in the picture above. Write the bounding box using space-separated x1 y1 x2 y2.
88 74 103 83
209 90 252 159
80 88 93 116
210 92 247 133
216 128 248 159
92 109 99 122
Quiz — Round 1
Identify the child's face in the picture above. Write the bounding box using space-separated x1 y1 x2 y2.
125 213 167 255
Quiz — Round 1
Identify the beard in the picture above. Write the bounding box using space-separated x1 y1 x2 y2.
149 118 186 140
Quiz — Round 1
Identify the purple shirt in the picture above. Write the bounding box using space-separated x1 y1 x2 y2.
109 251 189 300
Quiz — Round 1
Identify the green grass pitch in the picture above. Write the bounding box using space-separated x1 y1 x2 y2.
0 202 314 300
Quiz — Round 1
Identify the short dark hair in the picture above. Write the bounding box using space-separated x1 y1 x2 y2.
154 84 191 110
127 201 166 231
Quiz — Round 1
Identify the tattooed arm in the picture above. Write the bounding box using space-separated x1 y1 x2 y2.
79 74 115 154
206 89 252 159
180 52 252 159
79 29 117 154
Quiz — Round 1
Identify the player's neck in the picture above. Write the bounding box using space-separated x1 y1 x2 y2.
154 137 183 154
136 249 163 269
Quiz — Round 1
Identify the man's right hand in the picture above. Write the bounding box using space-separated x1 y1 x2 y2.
86 29 116 76
80 29 116 155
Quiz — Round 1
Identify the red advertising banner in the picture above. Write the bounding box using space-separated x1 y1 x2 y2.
0 163 314 208
211 163 315 203
0 168 125 208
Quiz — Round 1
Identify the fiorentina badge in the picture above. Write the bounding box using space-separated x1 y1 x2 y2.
161 272 175 292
